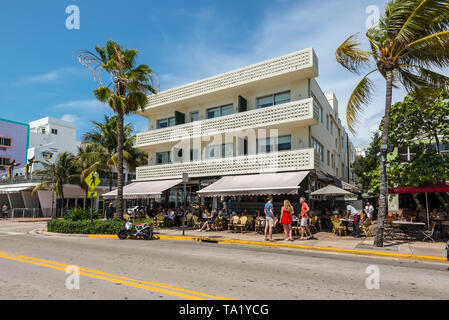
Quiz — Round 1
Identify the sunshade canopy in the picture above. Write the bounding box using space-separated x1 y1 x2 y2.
197 171 309 197
310 185 354 196
0 186 33 194
389 182 449 194
102 179 182 199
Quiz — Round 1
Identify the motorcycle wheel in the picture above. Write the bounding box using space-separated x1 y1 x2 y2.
143 229 153 240
118 229 128 240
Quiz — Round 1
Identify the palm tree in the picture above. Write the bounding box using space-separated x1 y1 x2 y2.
32 152 80 217
78 41 158 219
82 115 148 190
335 0 449 247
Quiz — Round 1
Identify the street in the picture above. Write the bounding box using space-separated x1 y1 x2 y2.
0 221 448 300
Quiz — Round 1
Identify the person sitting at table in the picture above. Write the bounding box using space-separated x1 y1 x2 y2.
438 207 448 220
431 209 439 220
166 209 175 227
202 209 210 220
197 209 219 232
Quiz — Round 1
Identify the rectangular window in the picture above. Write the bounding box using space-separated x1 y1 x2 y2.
257 135 291 153
326 115 329 130
335 138 338 149
257 91 291 108
0 157 10 166
156 151 171 165
204 143 234 159
0 137 12 147
51 129 58 135
190 112 199 122
330 121 333 135
157 117 175 129
327 150 330 166
312 138 324 162
207 104 234 119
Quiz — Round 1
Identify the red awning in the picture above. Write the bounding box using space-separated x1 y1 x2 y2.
389 182 449 194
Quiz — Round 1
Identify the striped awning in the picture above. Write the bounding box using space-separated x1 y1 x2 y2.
197 171 309 197
102 179 182 199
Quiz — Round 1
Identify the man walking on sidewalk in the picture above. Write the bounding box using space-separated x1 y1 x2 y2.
299 197 313 240
264 196 274 242
347 204 361 238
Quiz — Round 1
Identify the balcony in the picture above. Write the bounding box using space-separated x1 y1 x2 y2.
136 98 319 149
143 48 318 110
136 148 319 181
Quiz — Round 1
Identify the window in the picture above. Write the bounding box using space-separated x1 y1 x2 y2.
312 138 324 162
51 129 58 135
0 157 10 166
319 106 323 123
257 135 291 153
156 152 171 165
326 115 329 130
207 104 234 119
190 111 199 122
157 117 175 129
256 91 291 108
327 150 330 166
331 153 335 169
330 121 333 135
335 138 338 149
0 137 12 147
205 143 234 159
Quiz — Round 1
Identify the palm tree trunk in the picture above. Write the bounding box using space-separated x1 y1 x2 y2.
435 192 449 214
374 69 393 247
116 110 124 219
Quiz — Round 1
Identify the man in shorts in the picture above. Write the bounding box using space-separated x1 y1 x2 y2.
300 197 313 240
264 196 274 241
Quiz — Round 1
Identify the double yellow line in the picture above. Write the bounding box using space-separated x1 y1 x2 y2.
0 250 233 300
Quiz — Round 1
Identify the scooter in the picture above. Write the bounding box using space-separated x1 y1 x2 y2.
118 212 153 240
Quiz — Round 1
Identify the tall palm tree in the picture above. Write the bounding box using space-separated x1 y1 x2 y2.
32 152 80 217
78 41 158 218
82 115 148 190
335 0 449 247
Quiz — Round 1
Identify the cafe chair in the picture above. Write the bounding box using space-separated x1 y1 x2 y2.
422 223 436 242
234 216 248 233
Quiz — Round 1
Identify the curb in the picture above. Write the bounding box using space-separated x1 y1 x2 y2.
86 233 448 263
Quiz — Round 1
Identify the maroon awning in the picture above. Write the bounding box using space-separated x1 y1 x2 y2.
389 182 449 194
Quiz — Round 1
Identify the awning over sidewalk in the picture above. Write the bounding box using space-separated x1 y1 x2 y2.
389 182 449 194
0 186 33 194
102 179 183 199
197 171 309 197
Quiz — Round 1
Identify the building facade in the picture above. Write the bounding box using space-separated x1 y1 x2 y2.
0 119 29 178
128 48 357 208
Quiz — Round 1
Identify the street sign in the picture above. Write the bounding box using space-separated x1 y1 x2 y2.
85 172 100 190
88 191 98 198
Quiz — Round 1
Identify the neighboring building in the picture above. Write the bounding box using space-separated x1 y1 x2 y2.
0 119 29 178
0 116 136 217
123 48 358 209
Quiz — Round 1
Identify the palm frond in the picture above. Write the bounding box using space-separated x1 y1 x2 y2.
335 34 372 74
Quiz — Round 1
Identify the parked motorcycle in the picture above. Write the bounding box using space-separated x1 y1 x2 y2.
118 212 153 240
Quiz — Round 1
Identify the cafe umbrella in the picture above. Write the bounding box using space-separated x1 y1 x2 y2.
310 185 355 209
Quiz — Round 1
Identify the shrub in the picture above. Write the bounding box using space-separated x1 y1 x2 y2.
64 208 99 221
47 218 124 234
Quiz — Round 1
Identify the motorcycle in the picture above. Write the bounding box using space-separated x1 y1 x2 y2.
118 211 153 240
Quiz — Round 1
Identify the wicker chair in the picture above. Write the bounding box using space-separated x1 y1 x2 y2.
234 216 248 233
228 216 240 232
156 215 165 229
360 218 372 237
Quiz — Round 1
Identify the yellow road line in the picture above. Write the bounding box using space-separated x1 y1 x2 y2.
0 250 233 300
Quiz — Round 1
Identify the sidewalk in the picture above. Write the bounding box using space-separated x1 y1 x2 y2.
148 228 448 263
0 218 52 223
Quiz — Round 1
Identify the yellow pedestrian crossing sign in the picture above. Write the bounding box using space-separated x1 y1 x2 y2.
88 191 98 198
85 172 100 190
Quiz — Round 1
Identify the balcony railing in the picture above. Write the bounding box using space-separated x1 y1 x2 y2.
145 48 317 108
0 176 132 187
136 98 318 148
136 148 318 181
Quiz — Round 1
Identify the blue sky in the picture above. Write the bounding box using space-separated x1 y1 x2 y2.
0 0 433 148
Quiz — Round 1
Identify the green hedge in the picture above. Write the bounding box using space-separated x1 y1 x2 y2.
47 219 124 234
64 208 99 221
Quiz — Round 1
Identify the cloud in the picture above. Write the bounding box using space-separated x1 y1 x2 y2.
52 99 109 113
11 67 84 86
61 114 80 124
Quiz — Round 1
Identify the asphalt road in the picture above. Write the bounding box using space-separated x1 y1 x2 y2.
0 221 449 300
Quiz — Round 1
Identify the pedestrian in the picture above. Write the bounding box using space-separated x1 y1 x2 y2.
299 197 313 240
264 196 275 242
347 204 361 238
280 200 294 241
104 202 114 221
364 201 374 220
1 203 9 219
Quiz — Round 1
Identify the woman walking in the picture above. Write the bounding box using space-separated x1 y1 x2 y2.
280 200 294 241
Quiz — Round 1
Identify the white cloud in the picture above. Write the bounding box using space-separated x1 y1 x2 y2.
61 114 80 124
12 67 84 86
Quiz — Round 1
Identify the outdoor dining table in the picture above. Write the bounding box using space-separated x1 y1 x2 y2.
392 220 426 240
